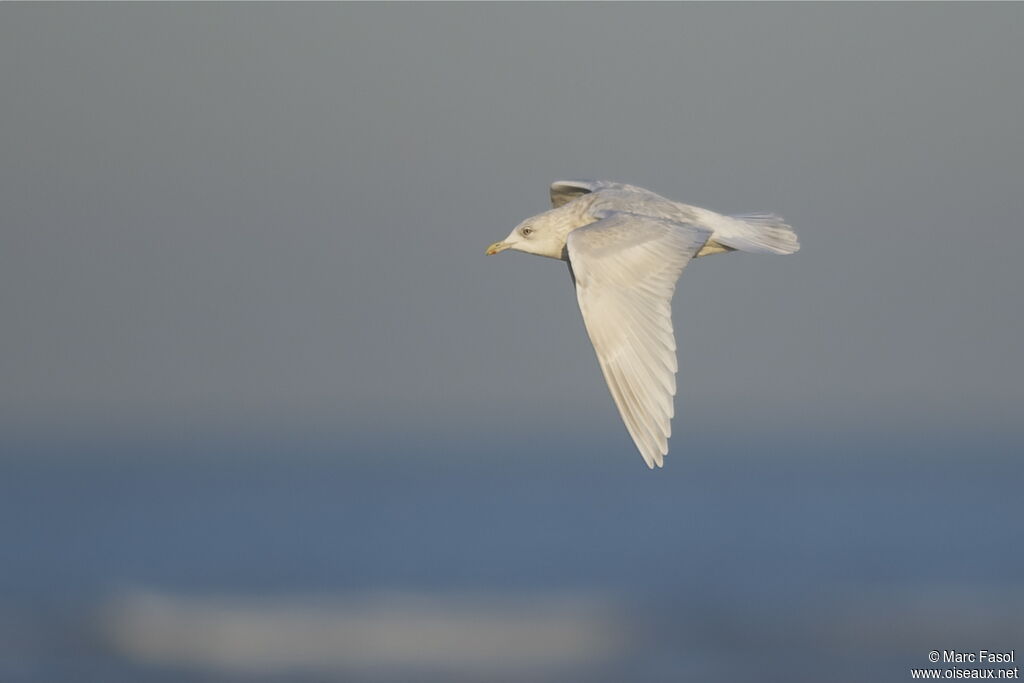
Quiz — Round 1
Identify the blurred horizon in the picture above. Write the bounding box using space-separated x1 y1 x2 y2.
3 443 1022 682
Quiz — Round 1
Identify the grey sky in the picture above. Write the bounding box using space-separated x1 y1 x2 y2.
2 4 1022 448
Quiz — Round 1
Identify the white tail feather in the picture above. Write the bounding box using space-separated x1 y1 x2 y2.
720 213 800 255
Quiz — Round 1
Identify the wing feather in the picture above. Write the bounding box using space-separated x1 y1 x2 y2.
550 180 634 208
567 213 711 468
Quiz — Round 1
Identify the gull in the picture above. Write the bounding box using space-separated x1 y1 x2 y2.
485 180 799 468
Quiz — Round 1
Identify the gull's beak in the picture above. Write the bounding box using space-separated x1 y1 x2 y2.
485 241 510 255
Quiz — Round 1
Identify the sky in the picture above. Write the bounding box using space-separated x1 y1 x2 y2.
3 3 1023 452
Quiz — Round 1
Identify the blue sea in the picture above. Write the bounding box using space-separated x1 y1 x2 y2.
2 432 1021 682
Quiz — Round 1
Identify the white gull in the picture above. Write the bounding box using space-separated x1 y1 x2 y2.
486 180 800 468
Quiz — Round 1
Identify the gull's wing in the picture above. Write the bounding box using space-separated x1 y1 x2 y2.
566 212 712 468
550 180 633 208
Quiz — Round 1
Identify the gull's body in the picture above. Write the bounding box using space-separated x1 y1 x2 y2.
486 180 799 468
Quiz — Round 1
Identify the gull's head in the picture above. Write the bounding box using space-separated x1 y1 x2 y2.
485 205 582 261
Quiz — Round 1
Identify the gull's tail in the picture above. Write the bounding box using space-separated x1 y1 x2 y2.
720 213 800 255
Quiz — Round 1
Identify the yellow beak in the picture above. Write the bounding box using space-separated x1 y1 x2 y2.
485 241 510 255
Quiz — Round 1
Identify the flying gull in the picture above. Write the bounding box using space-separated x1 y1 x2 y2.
485 180 799 468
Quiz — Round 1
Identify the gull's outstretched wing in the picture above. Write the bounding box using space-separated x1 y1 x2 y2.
566 213 712 468
550 180 633 208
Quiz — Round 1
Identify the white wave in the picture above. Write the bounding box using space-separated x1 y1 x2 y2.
101 588 628 677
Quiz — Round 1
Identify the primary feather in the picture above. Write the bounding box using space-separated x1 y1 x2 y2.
568 213 711 467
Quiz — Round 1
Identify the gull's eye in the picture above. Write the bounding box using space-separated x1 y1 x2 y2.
520 226 534 237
